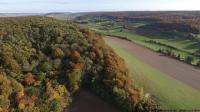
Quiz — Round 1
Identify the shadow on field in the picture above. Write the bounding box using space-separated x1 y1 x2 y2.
67 90 120 112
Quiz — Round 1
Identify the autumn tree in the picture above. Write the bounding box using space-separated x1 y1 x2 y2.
0 16 156 111
52 48 64 59
70 51 81 62
24 73 36 86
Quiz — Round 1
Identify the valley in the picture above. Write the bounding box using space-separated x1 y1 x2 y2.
1 11 200 111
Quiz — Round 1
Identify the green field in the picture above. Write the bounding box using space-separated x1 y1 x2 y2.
87 20 200 65
105 38 200 109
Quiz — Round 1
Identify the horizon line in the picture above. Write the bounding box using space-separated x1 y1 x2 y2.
1 10 200 14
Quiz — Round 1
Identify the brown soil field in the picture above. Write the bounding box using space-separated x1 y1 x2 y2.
68 90 120 112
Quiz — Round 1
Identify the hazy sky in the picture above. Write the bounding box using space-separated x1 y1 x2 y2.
0 0 200 13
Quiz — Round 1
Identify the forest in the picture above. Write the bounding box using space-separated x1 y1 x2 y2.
0 17 156 112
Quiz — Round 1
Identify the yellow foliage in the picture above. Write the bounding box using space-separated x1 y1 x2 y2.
18 103 25 110
0 107 8 112
7 58 21 73
46 82 60 102
46 82 71 108
31 48 37 53
56 85 66 96
53 48 64 58
34 81 41 86
17 91 24 100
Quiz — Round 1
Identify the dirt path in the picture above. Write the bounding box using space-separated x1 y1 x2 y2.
68 90 120 112
105 36 200 91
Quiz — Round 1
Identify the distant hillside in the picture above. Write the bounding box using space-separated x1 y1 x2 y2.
45 12 85 20
76 11 200 21
44 12 71 19
75 11 200 30
0 17 155 112
0 13 42 17
0 12 84 20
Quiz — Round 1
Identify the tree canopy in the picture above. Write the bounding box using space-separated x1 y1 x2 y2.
0 16 155 112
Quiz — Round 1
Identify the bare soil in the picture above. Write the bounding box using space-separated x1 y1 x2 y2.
105 36 200 91
68 90 121 112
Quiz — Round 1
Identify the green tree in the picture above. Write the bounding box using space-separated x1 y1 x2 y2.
50 100 63 112
67 69 82 93
197 61 200 67
185 56 194 64
40 62 53 72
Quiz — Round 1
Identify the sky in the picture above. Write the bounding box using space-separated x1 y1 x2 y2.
0 0 200 13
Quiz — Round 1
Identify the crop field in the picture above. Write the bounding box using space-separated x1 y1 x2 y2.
87 20 200 65
105 37 200 109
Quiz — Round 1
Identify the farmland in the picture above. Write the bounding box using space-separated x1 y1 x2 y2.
76 15 200 65
104 36 200 109
74 11 200 109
